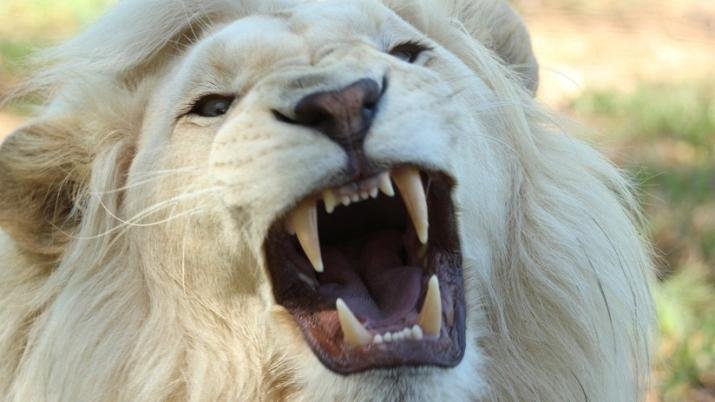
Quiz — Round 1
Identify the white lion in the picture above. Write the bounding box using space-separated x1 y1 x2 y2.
0 0 654 400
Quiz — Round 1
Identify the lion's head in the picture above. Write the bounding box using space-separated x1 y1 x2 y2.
0 0 654 400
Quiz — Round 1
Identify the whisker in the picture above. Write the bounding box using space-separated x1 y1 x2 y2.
70 186 219 240
107 186 220 227
94 167 205 195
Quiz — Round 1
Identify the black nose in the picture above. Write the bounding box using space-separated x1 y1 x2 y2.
276 78 384 155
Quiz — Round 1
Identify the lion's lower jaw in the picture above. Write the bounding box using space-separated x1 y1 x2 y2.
267 297 486 401
283 340 487 402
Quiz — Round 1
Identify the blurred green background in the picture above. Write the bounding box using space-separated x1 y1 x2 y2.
0 0 713 400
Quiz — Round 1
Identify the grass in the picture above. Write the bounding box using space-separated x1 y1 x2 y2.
570 82 715 401
0 0 112 38
0 0 113 90
655 265 715 401
573 82 715 154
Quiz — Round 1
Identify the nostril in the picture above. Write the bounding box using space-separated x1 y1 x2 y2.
297 109 330 127
272 109 298 125
274 107 331 128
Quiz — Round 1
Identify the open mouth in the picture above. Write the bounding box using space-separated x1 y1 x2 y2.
264 166 465 374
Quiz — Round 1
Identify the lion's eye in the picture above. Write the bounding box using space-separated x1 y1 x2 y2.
189 94 236 117
389 41 431 63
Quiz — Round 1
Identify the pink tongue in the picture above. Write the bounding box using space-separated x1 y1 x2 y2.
318 230 422 325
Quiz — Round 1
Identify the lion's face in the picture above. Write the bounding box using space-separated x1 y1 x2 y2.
0 0 654 400
129 0 499 393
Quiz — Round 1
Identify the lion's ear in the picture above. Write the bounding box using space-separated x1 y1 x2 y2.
392 0 539 94
0 118 90 256
463 0 540 94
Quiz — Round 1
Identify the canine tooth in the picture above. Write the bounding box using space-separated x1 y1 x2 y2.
336 299 372 347
392 167 428 244
370 187 379 198
323 190 338 214
378 172 395 197
374 334 383 344
290 200 323 272
384 332 393 342
418 275 442 337
341 196 351 206
412 325 423 340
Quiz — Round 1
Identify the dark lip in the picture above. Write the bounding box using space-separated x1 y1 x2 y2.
264 169 466 374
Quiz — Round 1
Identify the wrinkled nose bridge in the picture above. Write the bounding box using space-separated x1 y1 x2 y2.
273 77 386 176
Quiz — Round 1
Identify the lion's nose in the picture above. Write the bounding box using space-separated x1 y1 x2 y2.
275 78 384 160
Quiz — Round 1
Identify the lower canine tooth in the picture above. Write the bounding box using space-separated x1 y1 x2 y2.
289 199 323 272
392 167 429 244
336 299 372 347
418 275 442 336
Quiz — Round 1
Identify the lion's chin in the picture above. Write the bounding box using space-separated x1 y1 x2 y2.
264 166 466 374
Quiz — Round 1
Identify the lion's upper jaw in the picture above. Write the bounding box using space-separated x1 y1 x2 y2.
0 0 655 401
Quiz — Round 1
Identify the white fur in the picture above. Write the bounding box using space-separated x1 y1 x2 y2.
0 0 654 401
